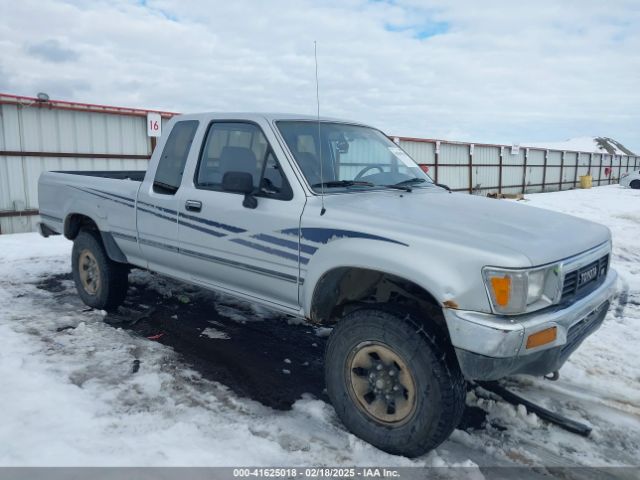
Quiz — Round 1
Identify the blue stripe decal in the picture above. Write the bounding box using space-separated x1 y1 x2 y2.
252 233 318 255
178 219 226 237
72 187 135 209
69 186 405 271
89 188 136 204
179 211 246 234
112 231 137 243
138 201 178 216
231 238 302 264
139 237 180 253
135 236 300 283
137 206 176 223
180 247 299 283
280 227 407 247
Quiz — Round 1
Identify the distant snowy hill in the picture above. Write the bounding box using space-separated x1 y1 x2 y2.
525 136 635 155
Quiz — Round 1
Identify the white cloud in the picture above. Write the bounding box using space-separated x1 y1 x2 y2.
1 0 639 151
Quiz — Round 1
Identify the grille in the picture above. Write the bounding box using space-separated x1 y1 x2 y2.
561 254 609 301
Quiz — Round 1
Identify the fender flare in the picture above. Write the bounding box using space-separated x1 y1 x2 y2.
301 239 463 317
64 212 128 264
99 231 128 264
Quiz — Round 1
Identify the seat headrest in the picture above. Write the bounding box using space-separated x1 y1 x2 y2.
220 146 257 177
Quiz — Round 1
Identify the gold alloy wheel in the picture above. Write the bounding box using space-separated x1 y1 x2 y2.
347 341 417 425
78 249 100 295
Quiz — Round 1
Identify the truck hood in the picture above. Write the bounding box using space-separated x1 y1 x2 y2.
322 188 610 266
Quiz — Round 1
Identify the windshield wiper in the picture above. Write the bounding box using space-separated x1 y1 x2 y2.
384 177 427 192
312 180 375 189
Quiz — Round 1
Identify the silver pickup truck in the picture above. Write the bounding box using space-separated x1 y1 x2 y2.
38 113 617 457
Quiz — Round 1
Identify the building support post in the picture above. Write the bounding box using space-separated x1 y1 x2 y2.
541 150 548 192
521 148 528 194
559 151 565 190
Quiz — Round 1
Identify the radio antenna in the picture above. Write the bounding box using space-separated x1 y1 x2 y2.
314 41 326 215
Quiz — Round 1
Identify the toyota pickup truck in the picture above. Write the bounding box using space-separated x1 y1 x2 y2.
38 113 617 457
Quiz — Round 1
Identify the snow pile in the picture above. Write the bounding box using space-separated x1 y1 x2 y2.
525 136 635 155
0 185 639 469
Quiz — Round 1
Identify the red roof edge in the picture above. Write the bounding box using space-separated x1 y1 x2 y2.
0 92 178 118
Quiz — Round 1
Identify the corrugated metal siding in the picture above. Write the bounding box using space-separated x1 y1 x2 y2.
524 149 545 192
0 103 151 234
563 152 578 187
502 166 523 189
399 140 435 165
436 143 469 190
473 145 500 165
473 165 499 192
527 149 545 165
505 148 525 165
576 153 591 178
440 143 469 165
399 140 637 195
439 165 468 191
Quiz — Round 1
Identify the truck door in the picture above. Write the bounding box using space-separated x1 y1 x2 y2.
177 121 304 310
136 119 199 275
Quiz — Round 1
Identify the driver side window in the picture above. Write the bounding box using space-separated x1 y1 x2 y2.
195 122 292 200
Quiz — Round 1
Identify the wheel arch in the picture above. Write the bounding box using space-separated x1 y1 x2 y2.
64 212 99 240
64 213 128 264
306 265 455 347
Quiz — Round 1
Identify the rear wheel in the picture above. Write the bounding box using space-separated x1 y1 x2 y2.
630 179 640 189
325 307 466 457
72 230 129 310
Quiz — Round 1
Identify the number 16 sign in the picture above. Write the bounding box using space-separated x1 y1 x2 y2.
147 112 162 137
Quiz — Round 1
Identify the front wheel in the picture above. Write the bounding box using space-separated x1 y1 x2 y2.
630 179 640 189
325 307 466 457
72 230 129 310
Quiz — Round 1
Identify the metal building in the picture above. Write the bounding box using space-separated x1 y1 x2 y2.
394 137 638 195
0 93 173 234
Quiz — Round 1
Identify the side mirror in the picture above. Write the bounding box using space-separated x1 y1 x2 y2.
222 171 258 209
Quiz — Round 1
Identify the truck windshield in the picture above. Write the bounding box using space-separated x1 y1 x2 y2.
276 121 433 192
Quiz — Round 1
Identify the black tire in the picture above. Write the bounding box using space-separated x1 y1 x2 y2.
630 179 640 189
325 307 466 457
72 229 129 310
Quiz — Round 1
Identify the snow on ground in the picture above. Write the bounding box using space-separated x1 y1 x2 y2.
0 185 639 472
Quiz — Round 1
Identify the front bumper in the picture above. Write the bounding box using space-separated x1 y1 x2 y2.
444 269 618 380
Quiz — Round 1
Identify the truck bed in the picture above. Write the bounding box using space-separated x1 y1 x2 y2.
53 170 146 181
38 170 144 264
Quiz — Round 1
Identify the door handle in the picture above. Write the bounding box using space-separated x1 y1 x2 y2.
185 200 202 212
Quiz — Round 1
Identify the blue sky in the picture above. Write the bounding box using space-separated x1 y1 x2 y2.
384 21 450 39
1 0 639 152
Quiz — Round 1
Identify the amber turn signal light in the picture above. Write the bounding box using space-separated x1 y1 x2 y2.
526 326 557 349
490 276 511 306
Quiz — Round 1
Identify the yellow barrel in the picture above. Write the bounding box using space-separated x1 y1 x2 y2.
579 175 592 189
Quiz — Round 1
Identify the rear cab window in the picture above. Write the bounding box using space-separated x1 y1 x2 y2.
153 120 199 194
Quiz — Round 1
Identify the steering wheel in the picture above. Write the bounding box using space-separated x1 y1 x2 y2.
354 165 385 180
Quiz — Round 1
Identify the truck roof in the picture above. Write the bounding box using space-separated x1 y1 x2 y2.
169 112 370 126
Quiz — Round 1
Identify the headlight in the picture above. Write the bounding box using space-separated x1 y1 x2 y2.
483 264 561 315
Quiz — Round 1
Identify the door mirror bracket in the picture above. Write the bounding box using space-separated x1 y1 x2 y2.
242 194 258 209
222 171 259 209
